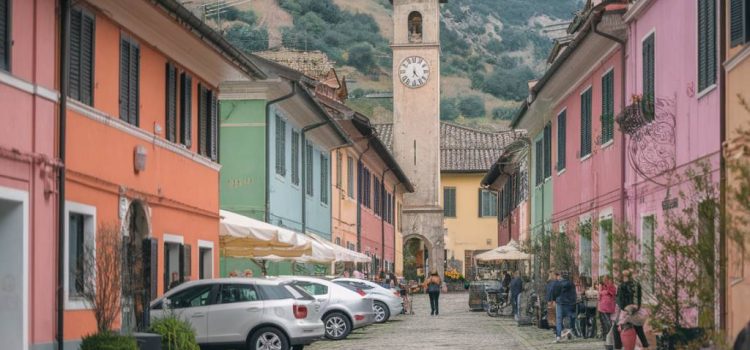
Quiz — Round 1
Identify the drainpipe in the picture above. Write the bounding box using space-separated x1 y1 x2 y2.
380 168 392 271
300 120 330 234
593 8 627 226
356 141 372 252
265 81 296 222
57 0 71 348
718 0 727 331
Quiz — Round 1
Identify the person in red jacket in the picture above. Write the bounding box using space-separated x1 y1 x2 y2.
598 275 617 340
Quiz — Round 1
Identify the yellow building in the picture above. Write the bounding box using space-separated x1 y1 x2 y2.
724 3 750 341
376 123 522 277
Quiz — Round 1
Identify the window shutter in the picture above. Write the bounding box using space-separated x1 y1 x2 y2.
478 189 483 217
119 37 130 121
178 244 185 282
730 0 747 47
543 123 551 178
198 84 207 156
183 244 192 280
210 92 218 160
581 89 592 156
80 12 94 106
535 140 543 185
128 41 140 126
142 238 158 301
697 0 717 91
557 111 566 170
291 131 300 185
165 63 177 142
0 0 8 71
643 34 655 114
706 0 716 88
69 10 82 101
180 73 192 147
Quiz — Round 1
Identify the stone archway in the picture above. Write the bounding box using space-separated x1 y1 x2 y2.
121 200 152 333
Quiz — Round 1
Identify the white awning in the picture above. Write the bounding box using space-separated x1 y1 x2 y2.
475 240 531 261
219 210 311 259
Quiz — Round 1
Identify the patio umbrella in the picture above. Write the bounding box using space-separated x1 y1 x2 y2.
219 210 312 259
474 240 530 261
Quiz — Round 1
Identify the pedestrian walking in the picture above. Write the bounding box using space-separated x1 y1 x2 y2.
423 272 442 316
614 269 649 349
598 275 617 340
509 271 523 320
546 272 560 329
551 271 577 343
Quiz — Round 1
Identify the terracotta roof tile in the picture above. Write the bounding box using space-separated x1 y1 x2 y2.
373 123 526 172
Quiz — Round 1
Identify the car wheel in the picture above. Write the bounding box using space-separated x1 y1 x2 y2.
324 312 352 340
249 327 289 350
373 301 390 323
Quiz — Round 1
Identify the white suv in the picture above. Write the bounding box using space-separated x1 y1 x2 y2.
150 278 324 350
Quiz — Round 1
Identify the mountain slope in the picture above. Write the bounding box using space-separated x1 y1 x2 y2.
194 0 583 130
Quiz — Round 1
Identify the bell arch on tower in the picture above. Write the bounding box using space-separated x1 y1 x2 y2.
408 11 423 43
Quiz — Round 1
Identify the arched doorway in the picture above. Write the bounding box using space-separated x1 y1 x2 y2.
402 234 433 283
121 200 152 333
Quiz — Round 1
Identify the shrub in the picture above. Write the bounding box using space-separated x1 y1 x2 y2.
440 98 459 121
149 314 200 350
347 43 376 73
458 95 486 118
80 332 137 350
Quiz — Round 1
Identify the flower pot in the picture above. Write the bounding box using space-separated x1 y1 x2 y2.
620 327 637 350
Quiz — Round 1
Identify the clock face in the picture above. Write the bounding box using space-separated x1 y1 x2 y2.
399 56 430 88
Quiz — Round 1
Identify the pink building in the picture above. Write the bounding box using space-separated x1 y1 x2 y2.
622 0 721 327
0 0 59 348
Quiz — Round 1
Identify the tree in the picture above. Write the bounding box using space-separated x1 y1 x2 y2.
483 66 535 101
440 98 459 121
80 223 125 332
458 95 486 118
224 23 269 53
347 43 376 73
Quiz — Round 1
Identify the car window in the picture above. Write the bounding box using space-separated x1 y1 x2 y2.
169 285 214 309
256 284 293 300
219 284 259 304
349 281 374 290
293 281 328 296
284 284 315 300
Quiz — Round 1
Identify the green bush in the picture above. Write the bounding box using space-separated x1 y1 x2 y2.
149 314 200 350
440 98 459 121
458 95 486 118
80 332 137 350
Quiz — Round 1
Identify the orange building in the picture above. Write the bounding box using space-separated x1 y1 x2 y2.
59 0 264 345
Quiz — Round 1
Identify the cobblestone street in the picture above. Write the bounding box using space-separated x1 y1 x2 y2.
308 292 604 350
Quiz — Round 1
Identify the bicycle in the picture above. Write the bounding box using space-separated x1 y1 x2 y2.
573 294 598 339
485 287 506 317
399 285 414 315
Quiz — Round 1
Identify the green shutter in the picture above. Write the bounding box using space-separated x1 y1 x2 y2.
730 0 747 47
698 0 717 91
180 73 192 147
602 71 614 143
275 116 286 176
478 188 483 217
198 84 208 156
581 89 592 157
291 131 300 185
535 140 543 185
0 0 8 71
165 63 177 142
119 37 130 121
80 11 94 106
643 34 655 121
544 124 552 178
558 111 566 171
209 91 218 160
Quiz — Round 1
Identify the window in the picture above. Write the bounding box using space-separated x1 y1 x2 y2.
557 111 566 171
199 246 212 279
256 284 293 300
119 34 140 126
69 8 95 106
347 156 354 198
164 238 191 292
219 284 259 304
293 282 328 296
535 139 543 186
180 72 192 147
730 0 749 47
360 165 371 208
347 242 356 251
0 0 8 71
335 237 341 246
543 123 552 178
643 33 655 121
641 215 656 291
198 85 218 160
443 187 456 217
601 71 615 144
579 219 592 278
65 203 95 310
165 63 177 142
306 143 314 196
320 154 328 204
170 285 214 309
599 217 613 276
275 115 286 176
698 0 717 91
291 130 300 185
479 189 498 217
580 88 592 157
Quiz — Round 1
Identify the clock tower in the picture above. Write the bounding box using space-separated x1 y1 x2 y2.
391 0 445 277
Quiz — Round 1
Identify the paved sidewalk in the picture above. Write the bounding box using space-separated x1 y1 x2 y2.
307 291 604 349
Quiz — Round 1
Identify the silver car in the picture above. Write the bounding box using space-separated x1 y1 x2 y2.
332 278 403 323
278 276 376 340
150 278 324 350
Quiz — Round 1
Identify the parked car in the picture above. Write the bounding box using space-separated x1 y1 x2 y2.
150 278 324 350
332 278 403 323
276 276 376 340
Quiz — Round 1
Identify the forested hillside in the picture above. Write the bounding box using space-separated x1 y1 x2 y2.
193 0 583 129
